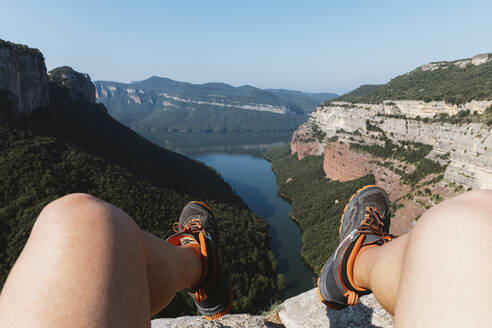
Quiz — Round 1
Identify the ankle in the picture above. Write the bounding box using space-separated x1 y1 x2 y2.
177 244 203 289
353 245 378 290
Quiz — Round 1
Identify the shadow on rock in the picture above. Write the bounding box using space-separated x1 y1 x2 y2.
325 301 380 328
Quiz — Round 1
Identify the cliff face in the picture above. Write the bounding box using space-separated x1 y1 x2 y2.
49 66 96 103
311 102 492 190
290 123 324 160
0 40 49 115
0 40 96 117
291 100 492 234
330 99 492 119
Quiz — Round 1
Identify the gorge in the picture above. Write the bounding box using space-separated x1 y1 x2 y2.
2 37 492 327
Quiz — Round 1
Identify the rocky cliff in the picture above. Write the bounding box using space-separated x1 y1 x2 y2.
0 40 96 117
0 39 49 115
150 288 393 328
49 66 96 103
291 99 492 234
308 101 492 190
290 52 492 233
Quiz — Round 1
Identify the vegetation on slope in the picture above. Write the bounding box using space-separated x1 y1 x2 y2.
125 76 286 106
419 105 492 126
332 84 382 102
0 88 282 317
133 106 307 134
265 145 375 273
332 57 492 104
346 122 446 185
136 130 291 156
266 89 337 113
0 39 44 58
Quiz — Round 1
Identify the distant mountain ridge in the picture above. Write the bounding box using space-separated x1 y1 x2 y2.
93 77 336 140
266 88 338 113
96 76 336 116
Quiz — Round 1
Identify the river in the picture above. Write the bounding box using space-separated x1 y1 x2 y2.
189 149 316 298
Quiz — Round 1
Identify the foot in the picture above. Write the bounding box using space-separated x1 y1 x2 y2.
167 201 233 320
317 185 395 309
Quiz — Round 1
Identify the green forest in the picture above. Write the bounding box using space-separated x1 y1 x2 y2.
132 106 307 134
0 86 283 317
265 145 374 273
332 57 492 105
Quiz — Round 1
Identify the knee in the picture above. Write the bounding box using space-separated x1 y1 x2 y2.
35 193 136 236
39 193 106 222
413 189 492 240
435 189 492 219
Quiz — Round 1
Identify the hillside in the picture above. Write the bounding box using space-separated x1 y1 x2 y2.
333 53 492 105
268 52 492 276
333 84 382 100
266 89 338 114
0 39 282 317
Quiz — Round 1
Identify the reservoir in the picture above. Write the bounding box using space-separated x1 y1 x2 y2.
190 149 316 298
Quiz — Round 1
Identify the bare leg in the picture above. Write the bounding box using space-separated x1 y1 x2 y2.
0 193 202 327
352 190 492 327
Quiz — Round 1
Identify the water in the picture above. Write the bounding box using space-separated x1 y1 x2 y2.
191 151 316 298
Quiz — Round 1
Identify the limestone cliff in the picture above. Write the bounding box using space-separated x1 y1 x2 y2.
49 66 96 103
291 99 492 234
0 39 97 117
0 39 49 115
310 102 492 190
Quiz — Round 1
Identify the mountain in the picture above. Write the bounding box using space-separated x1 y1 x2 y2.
267 52 492 274
266 89 338 114
93 78 336 141
0 39 282 317
333 53 492 104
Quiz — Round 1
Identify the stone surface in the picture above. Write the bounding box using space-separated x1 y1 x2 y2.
0 39 49 115
49 66 96 103
150 289 393 328
423 53 491 70
151 314 282 328
278 288 393 328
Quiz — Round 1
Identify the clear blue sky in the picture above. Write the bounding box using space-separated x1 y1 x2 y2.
1 0 491 94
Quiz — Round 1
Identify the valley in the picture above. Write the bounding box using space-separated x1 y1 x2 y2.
2 36 492 328
3 1 492 327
